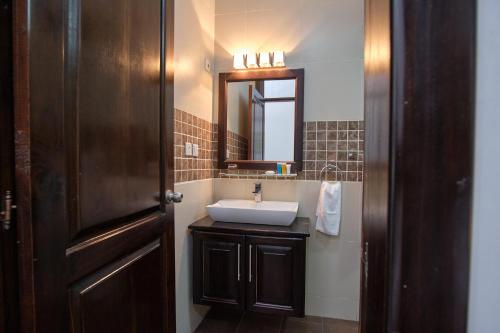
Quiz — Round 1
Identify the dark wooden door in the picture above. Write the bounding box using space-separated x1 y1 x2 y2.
361 0 476 332
246 236 305 317
12 0 176 332
0 0 19 332
193 232 245 309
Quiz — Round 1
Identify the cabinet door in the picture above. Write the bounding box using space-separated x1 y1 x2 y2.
246 236 306 316
193 232 245 309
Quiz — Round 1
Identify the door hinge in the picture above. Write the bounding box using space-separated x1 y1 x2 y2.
363 241 368 289
0 191 16 231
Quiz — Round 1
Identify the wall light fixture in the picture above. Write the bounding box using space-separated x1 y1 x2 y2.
232 51 286 70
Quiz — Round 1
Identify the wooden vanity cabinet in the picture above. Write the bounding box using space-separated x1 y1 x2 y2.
190 217 310 317
193 232 246 309
246 236 305 316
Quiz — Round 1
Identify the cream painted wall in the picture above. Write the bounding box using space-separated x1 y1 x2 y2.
213 179 362 321
214 0 364 121
174 180 213 333
468 0 500 331
174 1 215 331
174 0 215 122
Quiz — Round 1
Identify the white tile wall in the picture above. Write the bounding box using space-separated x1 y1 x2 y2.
213 179 362 320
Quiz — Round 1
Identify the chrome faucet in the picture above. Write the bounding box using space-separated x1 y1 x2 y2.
253 182 262 203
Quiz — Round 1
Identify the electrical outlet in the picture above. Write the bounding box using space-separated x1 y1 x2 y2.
192 144 199 157
226 149 230 159
185 142 193 156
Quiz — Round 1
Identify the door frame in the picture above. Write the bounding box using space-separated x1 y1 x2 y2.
1 0 19 332
11 0 176 332
361 0 476 332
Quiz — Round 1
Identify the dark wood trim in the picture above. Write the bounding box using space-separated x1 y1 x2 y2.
387 1 476 332
361 0 476 332
0 0 19 331
247 85 253 159
12 0 36 332
218 68 304 171
261 97 296 103
163 0 176 331
361 1 391 332
188 216 310 239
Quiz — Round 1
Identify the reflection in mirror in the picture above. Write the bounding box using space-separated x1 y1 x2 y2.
226 79 296 162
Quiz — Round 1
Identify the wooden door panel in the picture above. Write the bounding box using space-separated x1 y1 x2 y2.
247 236 305 316
14 0 175 331
66 212 165 283
255 244 293 306
193 232 245 309
69 240 162 333
67 0 161 238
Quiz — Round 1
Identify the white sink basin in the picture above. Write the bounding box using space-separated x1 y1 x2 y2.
206 200 299 226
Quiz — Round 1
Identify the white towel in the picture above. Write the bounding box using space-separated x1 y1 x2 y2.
315 181 342 236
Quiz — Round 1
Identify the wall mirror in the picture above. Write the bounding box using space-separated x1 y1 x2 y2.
218 69 304 171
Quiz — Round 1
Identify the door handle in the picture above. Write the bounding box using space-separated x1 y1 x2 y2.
237 244 241 281
248 244 252 283
165 190 183 204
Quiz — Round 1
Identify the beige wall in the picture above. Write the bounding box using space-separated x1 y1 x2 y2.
174 180 213 333
213 179 362 321
468 0 500 331
174 1 215 331
175 0 215 122
214 0 364 121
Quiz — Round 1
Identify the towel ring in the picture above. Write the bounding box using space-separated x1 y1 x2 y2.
320 163 343 182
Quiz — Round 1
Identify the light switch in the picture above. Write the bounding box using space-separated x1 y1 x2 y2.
204 58 212 73
185 142 193 156
192 144 199 157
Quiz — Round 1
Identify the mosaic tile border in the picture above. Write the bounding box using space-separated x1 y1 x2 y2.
174 110 364 183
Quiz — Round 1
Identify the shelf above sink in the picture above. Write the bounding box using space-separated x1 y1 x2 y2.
218 172 298 179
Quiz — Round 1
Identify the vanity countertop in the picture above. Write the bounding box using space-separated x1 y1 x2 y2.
188 216 310 238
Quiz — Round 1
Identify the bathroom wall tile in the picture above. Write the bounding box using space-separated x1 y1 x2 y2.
174 109 218 183
302 120 364 182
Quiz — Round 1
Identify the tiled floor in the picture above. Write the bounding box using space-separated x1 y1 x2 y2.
195 309 359 333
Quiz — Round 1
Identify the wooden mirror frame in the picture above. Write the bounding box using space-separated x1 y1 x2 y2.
218 68 305 171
